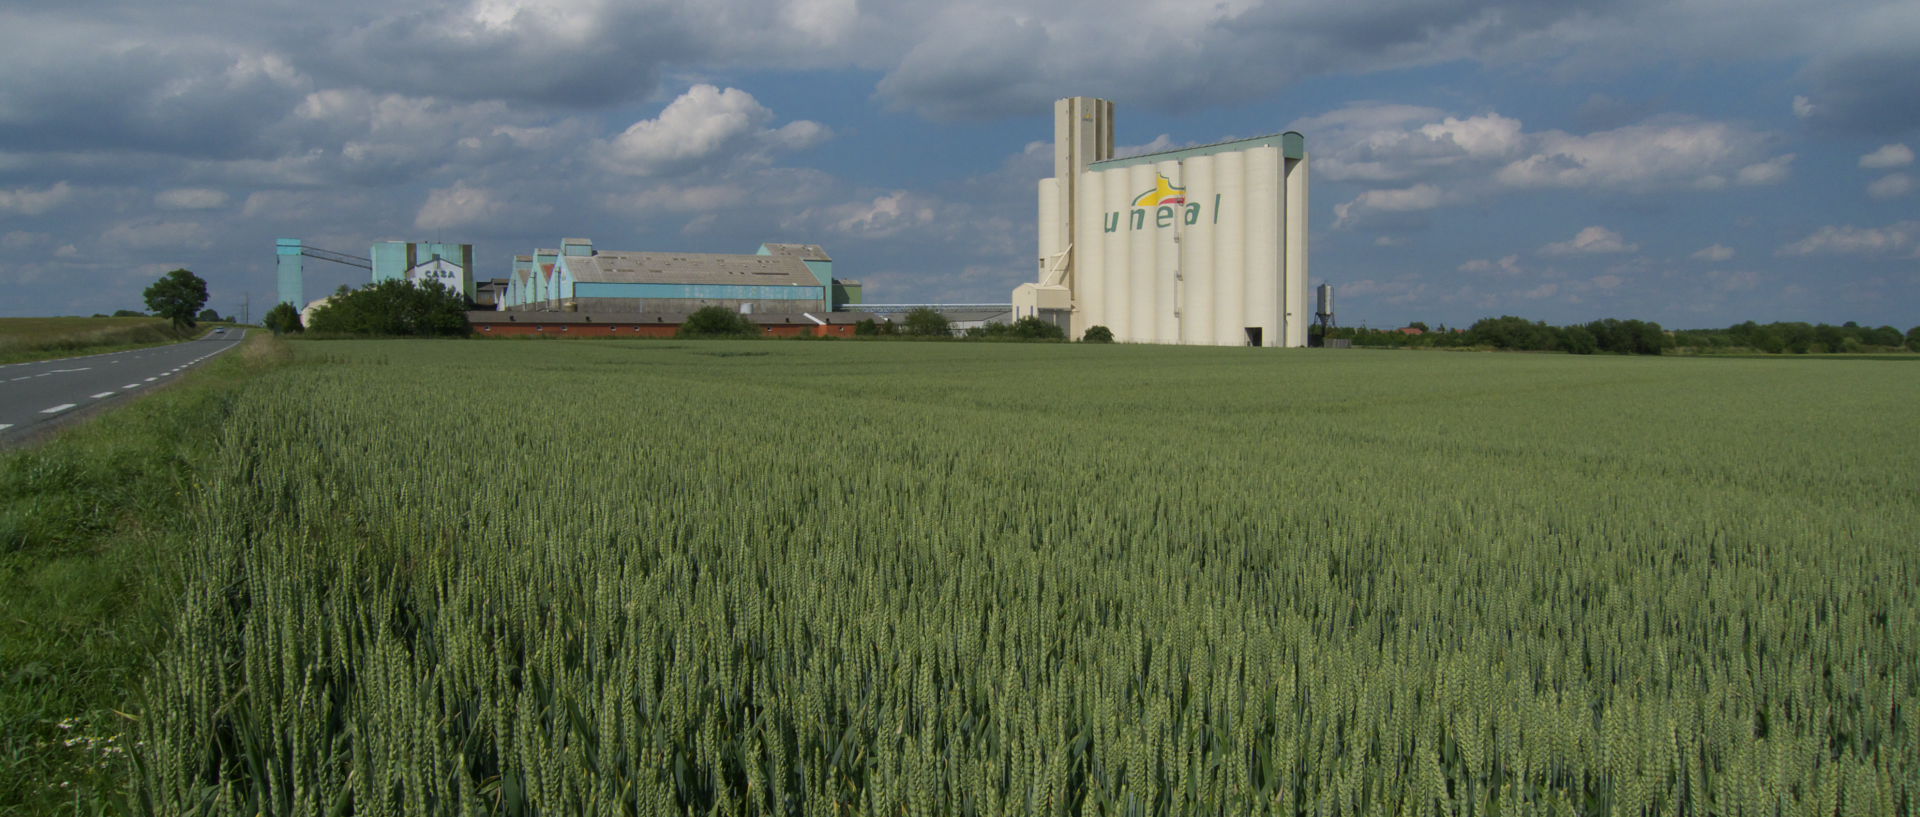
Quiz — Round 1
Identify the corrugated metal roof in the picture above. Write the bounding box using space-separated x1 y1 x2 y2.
760 243 832 262
468 310 883 325
938 308 1014 323
569 251 820 287
1091 131 1305 170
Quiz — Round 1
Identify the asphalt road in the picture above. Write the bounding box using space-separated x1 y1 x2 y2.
0 329 245 444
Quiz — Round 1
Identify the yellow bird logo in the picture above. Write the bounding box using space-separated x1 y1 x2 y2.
1132 174 1186 207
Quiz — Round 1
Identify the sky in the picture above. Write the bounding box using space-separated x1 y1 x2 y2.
0 0 1915 330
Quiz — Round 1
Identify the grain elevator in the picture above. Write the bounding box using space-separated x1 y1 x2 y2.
1015 97 1310 346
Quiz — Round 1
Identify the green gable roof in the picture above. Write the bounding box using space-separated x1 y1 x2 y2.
1089 131 1304 171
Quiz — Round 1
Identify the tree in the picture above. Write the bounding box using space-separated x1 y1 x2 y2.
305 279 469 336
1007 316 1066 340
676 305 759 339
197 308 224 323
853 318 896 336
963 322 1009 339
143 268 209 329
1082 325 1114 343
902 307 951 337
963 317 1065 341
1469 316 1556 351
1408 321 1430 332
263 302 303 335
111 309 147 318
1561 325 1598 355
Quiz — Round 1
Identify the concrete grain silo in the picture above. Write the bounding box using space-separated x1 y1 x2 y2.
1015 97 1310 346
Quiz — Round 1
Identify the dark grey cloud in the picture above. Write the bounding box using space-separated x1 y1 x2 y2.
290 7 691 108
862 0 1916 124
1 0 1915 324
0 45 306 159
1802 49 1920 135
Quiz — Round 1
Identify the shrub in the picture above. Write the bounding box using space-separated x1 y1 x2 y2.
263 302 303 335
854 319 897 337
677 306 759 339
902 308 951 337
1083 325 1114 343
305 279 469 337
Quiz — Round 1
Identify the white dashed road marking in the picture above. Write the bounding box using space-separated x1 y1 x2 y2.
144 377 158 382
123 383 141 389
41 403 76 414
91 392 115 399
0 424 12 432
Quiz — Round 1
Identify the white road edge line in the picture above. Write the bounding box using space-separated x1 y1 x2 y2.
0 424 12 431
91 391 115 399
144 377 158 382
123 383 141 389
41 403 76 414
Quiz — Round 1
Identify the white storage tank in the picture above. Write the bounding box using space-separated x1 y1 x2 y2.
1017 96 1309 347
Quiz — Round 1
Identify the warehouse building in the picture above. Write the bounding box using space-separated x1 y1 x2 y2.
1014 97 1310 346
467 310 873 337
371 241 475 300
499 239 863 315
275 238 476 306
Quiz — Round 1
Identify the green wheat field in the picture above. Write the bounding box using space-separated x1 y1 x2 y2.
130 341 1915 815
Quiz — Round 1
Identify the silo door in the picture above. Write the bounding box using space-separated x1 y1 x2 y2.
1244 327 1262 346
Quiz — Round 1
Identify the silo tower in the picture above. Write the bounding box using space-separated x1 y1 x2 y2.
1315 283 1335 334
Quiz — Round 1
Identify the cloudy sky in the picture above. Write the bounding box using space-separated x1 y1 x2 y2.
2 0 1915 329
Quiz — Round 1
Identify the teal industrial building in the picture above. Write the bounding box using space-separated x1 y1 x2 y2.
276 239 476 306
498 239 862 315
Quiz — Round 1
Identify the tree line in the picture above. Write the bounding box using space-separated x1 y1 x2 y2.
1320 317 1920 355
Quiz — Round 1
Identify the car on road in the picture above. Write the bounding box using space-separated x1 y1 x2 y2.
214 328 226 334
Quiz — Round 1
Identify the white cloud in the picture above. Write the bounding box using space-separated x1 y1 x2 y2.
1542 226 1638 255
1333 184 1443 228
1691 244 1735 262
1792 96 1816 119
1520 282 1559 299
1458 254 1523 275
1419 114 1526 159
1 231 48 250
1291 105 1522 183
414 182 508 230
155 188 229 210
821 191 937 238
0 181 74 215
1868 173 1914 200
1497 120 1765 190
600 85 829 176
605 184 748 214
1303 105 1784 195
101 219 212 250
1736 154 1794 186
1779 221 1919 256
1859 144 1914 169
1706 268 1760 293
1590 274 1625 291
1335 277 1430 305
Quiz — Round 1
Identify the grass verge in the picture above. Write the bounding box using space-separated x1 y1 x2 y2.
0 319 210 366
0 332 293 815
